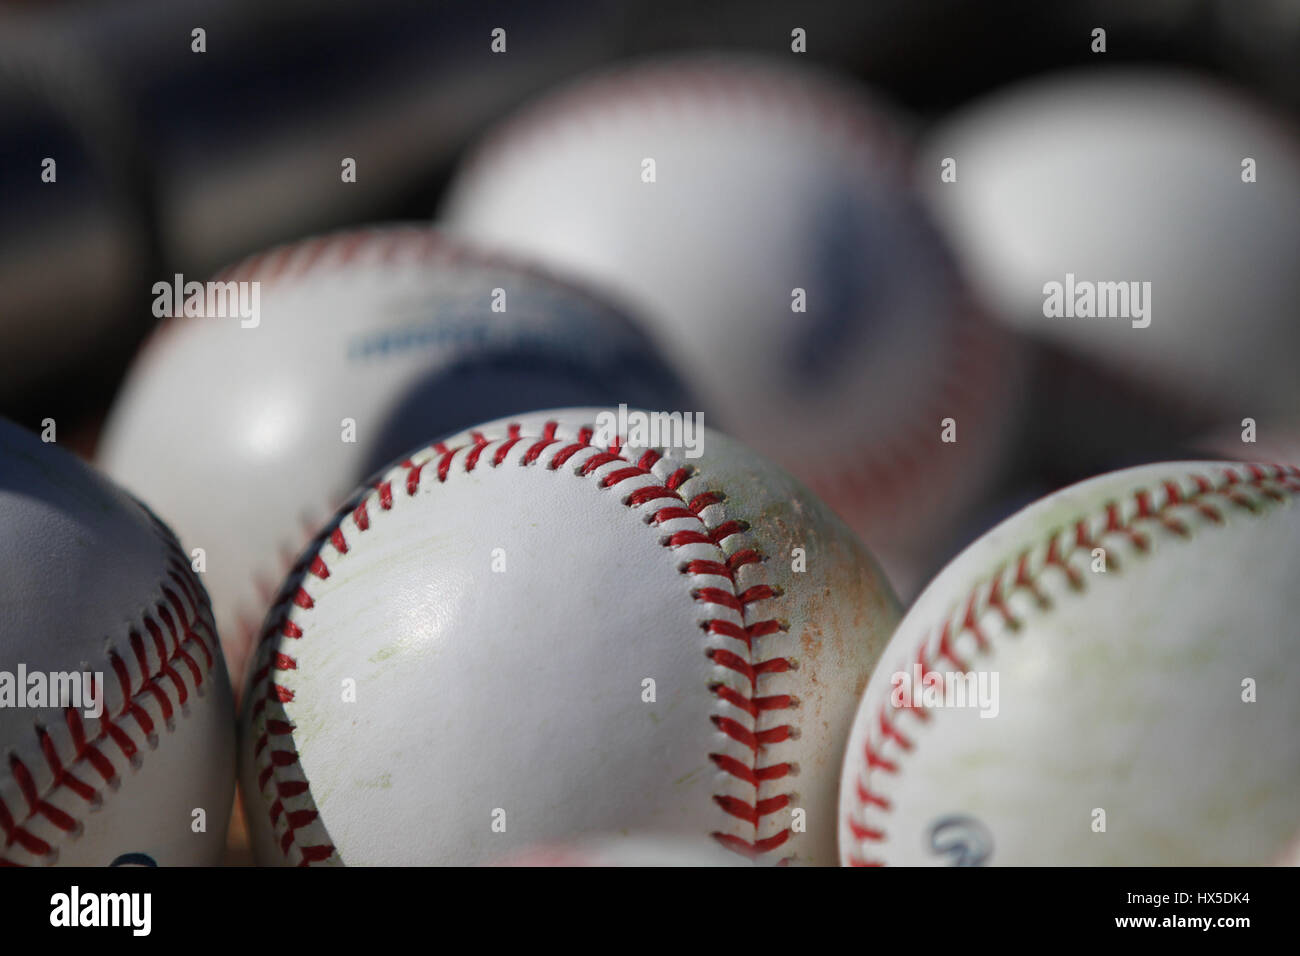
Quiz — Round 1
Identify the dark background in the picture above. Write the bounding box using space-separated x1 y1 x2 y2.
3 0 1297 450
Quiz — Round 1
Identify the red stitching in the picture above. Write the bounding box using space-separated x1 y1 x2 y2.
447 55 1017 544
138 223 666 688
799 304 1017 539
454 55 911 202
247 419 803 864
842 463 1300 866
0 545 221 866
139 224 636 362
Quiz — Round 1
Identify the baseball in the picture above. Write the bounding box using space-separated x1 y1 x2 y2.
0 418 235 866
439 53 1023 595
918 68 1300 415
839 461 1300 865
97 225 690 697
239 408 899 865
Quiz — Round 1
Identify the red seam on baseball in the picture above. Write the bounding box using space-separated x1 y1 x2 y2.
0 553 219 866
249 419 802 864
842 463 1300 866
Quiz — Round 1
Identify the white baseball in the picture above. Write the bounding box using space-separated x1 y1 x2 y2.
839 461 1300 866
239 408 899 866
0 419 234 866
918 68 1300 415
439 53 1023 596
97 225 689 697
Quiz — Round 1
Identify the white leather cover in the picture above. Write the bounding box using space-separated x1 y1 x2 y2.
239 408 899 865
0 419 234 865
440 53 1023 593
97 226 689 697
839 461 1300 865
918 68 1300 415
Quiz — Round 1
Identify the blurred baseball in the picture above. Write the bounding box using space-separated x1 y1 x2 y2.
240 409 899 865
97 225 690 696
918 68 1300 416
0 418 234 865
440 53 1023 596
840 460 1300 865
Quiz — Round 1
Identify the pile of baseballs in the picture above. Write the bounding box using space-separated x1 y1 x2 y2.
4 51 1297 868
